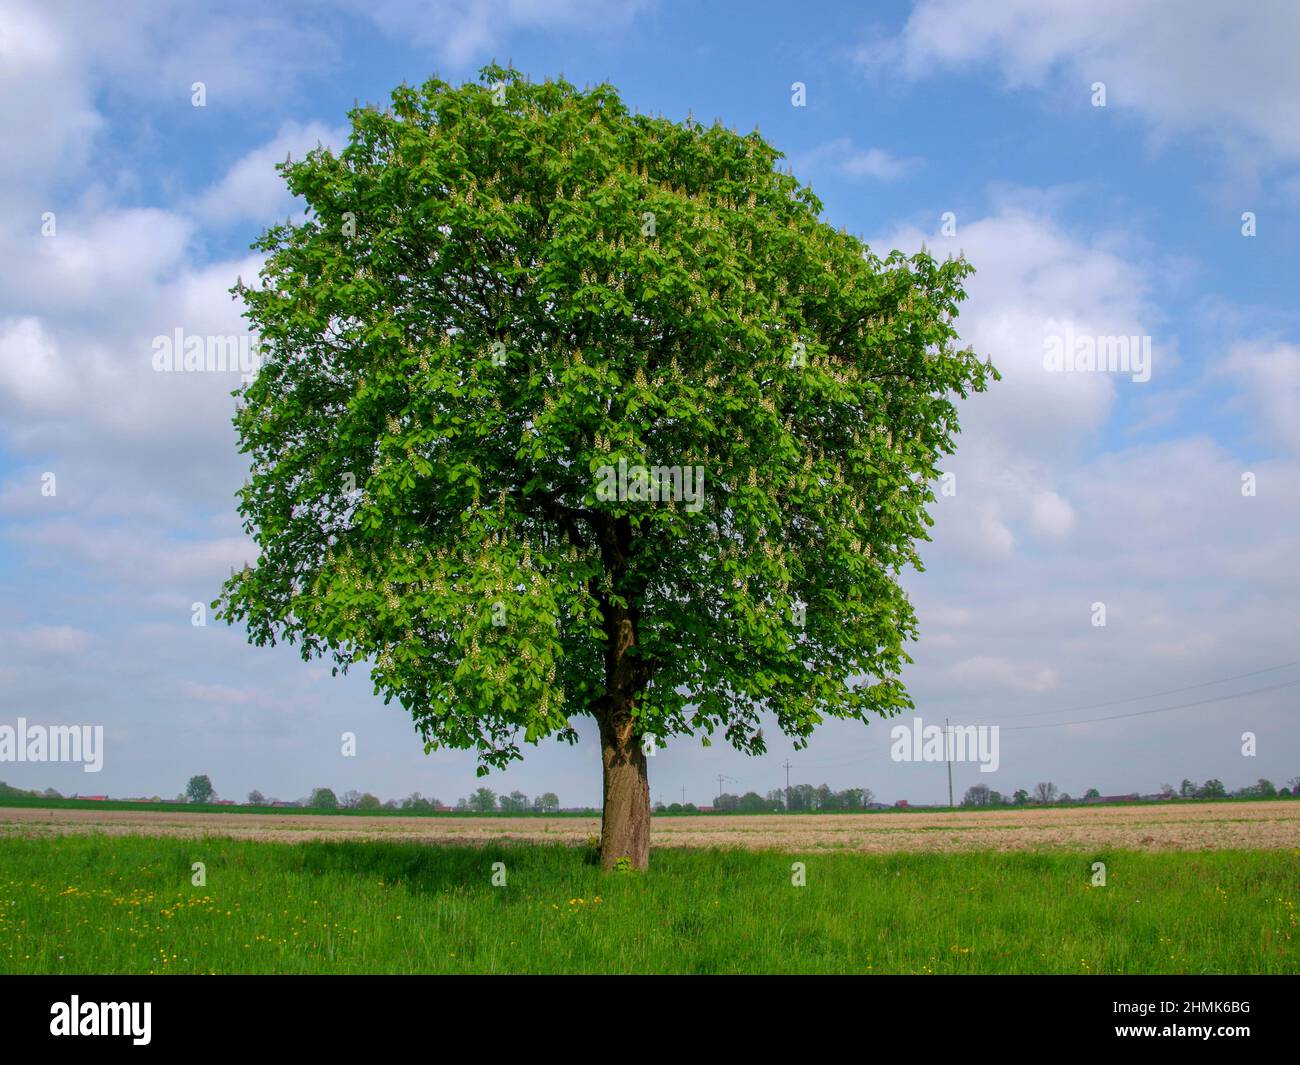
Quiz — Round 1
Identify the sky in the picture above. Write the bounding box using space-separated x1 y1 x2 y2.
1 0 1298 807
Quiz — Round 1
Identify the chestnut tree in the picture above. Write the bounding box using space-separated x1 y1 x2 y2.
216 67 995 869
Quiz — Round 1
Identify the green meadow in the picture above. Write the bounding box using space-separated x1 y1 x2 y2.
0 836 1295 974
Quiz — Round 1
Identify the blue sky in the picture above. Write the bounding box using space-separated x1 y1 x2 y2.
2 0 1298 807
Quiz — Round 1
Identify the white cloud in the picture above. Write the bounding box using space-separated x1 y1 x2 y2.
12 209 192 316
793 138 920 182
950 655 1059 694
181 681 259 705
881 200 1159 451
867 0 1300 164
880 199 1160 561
15 625 94 654
194 121 346 224
1030 490 1075 538
0 1 340 206
0 1 102 192
0 318 71 411
7 520 254 586
345 0 651 65
1221 341 1300 455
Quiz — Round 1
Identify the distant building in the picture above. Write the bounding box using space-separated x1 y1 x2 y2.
894 799 909 808
74 795 109 801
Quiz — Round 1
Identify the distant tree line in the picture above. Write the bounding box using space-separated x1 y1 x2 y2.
11 771 1296 813
245 784 563 813
0 781 62 799
960 777 1299 807
700 784 877 813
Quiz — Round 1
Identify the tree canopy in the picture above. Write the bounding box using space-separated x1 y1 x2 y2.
216 66 995 867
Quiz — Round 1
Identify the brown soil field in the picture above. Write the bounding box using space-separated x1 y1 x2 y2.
2 800 1299 852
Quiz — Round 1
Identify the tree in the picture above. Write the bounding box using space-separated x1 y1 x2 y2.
1180 779 1197 798
1012 789 1029 806
186 775 214 804
499 789 530 812
357 792 381 811
535 791 560 813
961 783 991 807
215 68 995 870
1199 779 1226 799
839 787 867 809
787 784 817 812
1083 788 1100 800
310 787 338 809
340 789 362 808
247 789 266 805
1032 781 1058 804
402 792 433 812
469 787 498 813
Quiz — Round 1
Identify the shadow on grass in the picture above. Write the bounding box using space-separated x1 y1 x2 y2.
289 838 598 896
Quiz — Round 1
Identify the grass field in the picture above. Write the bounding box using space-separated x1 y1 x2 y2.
0 835 1295 974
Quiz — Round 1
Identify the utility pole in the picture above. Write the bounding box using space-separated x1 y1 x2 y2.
681 785 686 805
946 716 954 809
782 760 793 812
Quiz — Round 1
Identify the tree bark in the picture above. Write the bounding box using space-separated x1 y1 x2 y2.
592 513 652 870
598 703 650 870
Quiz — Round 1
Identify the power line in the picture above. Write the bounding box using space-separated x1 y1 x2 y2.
997 676 1300 731
978 658 1300 722
786 674 1300 768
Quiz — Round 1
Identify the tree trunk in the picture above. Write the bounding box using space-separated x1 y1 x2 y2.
598 707 650 870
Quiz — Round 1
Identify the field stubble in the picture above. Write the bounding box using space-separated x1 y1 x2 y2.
2 799 1298 852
